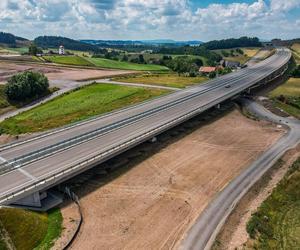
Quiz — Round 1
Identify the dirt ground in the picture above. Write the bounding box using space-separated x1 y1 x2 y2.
213 145 300 250
60 109 284 250
0 61 134 84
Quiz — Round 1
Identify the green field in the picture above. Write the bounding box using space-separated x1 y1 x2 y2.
43 55 93 66
246 157 300 249
0 208 62 250
0 83 168 134
114 73 208 88
268 78 300 118
87 57 169 71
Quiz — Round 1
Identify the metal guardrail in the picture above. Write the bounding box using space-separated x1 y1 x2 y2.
0 49 291 204
0 60 280 174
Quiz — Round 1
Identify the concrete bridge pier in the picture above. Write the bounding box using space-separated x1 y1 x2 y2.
12 190 63 211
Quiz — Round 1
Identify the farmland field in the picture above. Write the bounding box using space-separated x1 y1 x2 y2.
214 47 260 64
43 55 93 66
114 73 208 88
87 57 169 71
269 78 300 118
0 83 169 134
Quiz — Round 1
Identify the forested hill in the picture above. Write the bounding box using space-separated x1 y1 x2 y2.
0 31 28 46
34 36 100 52
202 37 262 50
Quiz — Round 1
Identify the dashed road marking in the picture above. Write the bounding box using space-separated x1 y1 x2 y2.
18 168 38 181
0 156 6 163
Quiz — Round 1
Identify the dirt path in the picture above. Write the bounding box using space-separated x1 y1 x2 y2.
62 109 284 250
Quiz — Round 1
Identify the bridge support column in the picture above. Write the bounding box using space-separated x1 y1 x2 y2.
13 192 45 208
11 191 63 211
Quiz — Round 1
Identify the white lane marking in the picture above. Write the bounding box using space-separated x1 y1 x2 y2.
0 156 6 163
18 168 38 181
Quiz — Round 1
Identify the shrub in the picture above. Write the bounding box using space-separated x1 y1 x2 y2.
5 71 49 102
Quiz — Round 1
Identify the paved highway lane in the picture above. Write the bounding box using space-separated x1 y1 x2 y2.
0 49 291 204
180 98 300 250
0 50 289 161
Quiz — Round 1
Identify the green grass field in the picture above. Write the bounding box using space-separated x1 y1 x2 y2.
87 57 169 71
0 83 168 134
268 78 300 118
43 55 94 66
0 208 62 250
246 157 300 249
114 73 208 88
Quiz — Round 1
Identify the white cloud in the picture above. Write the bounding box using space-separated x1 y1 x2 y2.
0 0 299 40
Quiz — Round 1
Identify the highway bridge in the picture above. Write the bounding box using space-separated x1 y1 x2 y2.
0 48 291 209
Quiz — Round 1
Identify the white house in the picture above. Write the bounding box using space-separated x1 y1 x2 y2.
59 45 65 55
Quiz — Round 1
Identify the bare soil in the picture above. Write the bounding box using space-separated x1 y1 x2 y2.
213 145 300 250
0 61 134 84
62 109 284 250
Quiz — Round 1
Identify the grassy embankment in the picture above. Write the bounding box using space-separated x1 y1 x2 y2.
0 83 169 134
246 157 300 249
114 73 208 88
268 78 300 118
214 47 260 64
0 208 62 250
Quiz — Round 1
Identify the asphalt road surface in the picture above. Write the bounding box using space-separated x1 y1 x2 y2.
0 49 291 204
180 98 300 250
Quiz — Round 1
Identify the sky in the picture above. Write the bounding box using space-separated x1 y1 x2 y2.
0 0 299 41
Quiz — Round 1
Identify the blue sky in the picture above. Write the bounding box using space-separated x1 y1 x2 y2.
0 0 299 41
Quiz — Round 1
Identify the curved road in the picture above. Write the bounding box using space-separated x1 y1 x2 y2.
0 49 291 205
180 98 300 250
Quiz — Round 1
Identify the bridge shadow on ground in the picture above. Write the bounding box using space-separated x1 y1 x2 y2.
56 101 235 207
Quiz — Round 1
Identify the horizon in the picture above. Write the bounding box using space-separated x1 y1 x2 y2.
0 0 299 41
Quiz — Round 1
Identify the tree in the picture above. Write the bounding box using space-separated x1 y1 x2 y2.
209 71 216 79
139 54 145 64
28 43 39 55
122 55 129 61
5 71 49 102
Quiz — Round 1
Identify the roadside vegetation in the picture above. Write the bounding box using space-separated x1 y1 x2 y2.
0 83 169 134
0 207 62 250
246 157 300 249
114 73 208 88
291 43 300 64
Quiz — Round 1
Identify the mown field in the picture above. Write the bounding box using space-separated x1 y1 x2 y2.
0 83 169 134
246 157 300 249
0 208 62 250
269 78 300 118
87 57 169 71
43 55 94 66
114 73 208 88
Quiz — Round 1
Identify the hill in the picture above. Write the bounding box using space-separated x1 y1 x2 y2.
201 36 262 50
80 39 203 47
0 31 28 46
34 36 100 52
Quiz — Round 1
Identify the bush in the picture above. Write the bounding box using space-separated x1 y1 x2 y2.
291 65 300 77
5 71 49 102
